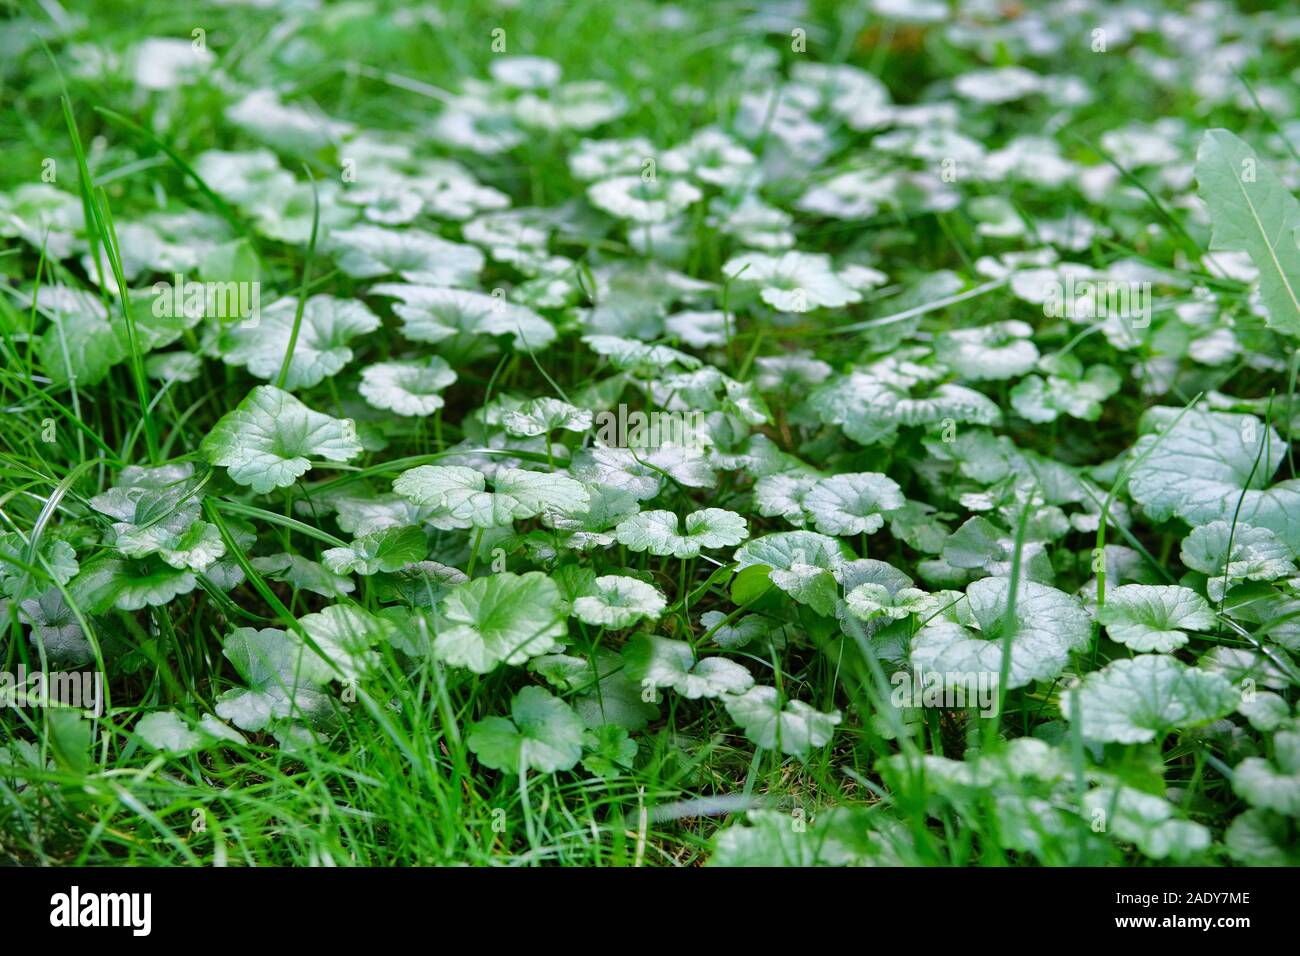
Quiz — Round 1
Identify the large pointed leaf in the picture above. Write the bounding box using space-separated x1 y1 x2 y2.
1195 129 1300 337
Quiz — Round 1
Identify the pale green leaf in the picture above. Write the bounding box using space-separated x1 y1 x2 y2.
201 386 363 494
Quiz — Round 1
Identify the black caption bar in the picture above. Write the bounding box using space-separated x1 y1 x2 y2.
0 865 1278 942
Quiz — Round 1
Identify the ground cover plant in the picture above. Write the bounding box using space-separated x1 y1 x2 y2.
1 0 1299 867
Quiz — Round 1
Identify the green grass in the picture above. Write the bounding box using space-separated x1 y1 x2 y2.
1 0 1298 866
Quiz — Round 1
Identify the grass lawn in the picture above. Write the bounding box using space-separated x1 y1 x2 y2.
1 0 1299 866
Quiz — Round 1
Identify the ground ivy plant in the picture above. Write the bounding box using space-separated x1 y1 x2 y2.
1 0 1298 868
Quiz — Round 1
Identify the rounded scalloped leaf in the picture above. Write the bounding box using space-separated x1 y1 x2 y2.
811 371 1000 446
723 251 862 312
358 357 457 417
1232 729 1300 815
934 320 1039 382
614 508 748 559
845 583 927 622
200 385 363 494
393 464 589 528
804 472 905 536
1061 654 1239 743
372 283 556 351
1095 584 1216 652
572 574 666 628
466 685 585 775
622 634 754 699
733 530 851 616
910 576 1091 690
1082 784 1211 861
499 397 593 437
1128 408 1300 551
221 294 380 390
724 685 841 757
708 807 886 866
582 334 701 371
136 710 245 754
1180 521 1297 601
330 224 484 286
434 571 567 673
322 526 427 577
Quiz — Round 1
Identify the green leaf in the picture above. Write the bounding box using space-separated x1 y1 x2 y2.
0 533 78 602
136 710 245 754
910 576 1091 690
221 294 380 389
730 563 776 605
201 385 363 493
753 472 820 527
215 626 334 731
373 284 556 350
251 553 355 598
571 574 666 627
1127 407 1300 552
1237 692 1291 732
581 723 638 779
322 526 427 576
70 556 198 612
435 571 567 673
372 560 468 606
582 334 701 371
1226 809 1300 866
1010 358 1120 424
36 306 128 387
13 589 90 665
623 634 754 699
1195 129 1300 337
393 465 589 528
1083 784 1211 861
723 251 862 312
703 611 794 651
330 224 484 285
358 357 457 417
709 808 889 866
1180 521 1297 601
614 508 748 558
46 710 92 774
733 530 851 616
934 320 1038 381
466 685 585 774
811 371 1000 446
499 397 593 437
1233 729 1300 815
845 583 927 622
1095 584 1216 652
530 649 659 730
90 463 204 562
724 685 841 757
298 604 397 680
803 472 905 536
1062 654 1239 743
